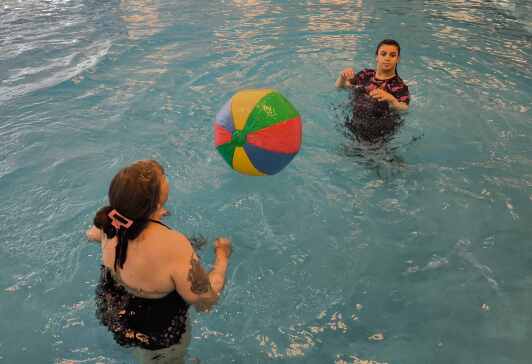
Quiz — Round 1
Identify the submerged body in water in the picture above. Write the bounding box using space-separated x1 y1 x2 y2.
336 40 410 143
346 87 403 143
346 68 410 143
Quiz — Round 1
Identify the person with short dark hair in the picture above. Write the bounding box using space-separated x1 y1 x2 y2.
86 160 231 364
336 39 410 142
336 39 410 112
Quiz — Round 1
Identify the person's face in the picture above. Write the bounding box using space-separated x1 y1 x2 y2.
376 44 400 73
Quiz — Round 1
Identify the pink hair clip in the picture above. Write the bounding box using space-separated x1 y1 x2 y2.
108 209 133 230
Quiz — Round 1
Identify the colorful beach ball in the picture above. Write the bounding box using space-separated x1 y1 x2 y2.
214 89 302 176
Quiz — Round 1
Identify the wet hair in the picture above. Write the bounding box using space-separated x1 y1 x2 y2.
93 160 165 270
375 39 401 56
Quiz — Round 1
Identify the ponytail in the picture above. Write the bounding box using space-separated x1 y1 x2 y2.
93 160 164 270
93 206 150 270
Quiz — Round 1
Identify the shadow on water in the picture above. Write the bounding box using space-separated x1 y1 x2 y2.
331 90 423 180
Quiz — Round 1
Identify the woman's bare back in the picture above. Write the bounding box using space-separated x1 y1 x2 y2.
101 222 190 299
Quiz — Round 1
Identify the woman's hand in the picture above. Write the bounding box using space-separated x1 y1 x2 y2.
336 67 356 88
86 225 102 242
369 88 409 111
214 237 232 260
369 88 396 103
340 67 355 80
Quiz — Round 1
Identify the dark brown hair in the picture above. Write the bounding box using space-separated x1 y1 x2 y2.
375 39 401 56
93 160 165 270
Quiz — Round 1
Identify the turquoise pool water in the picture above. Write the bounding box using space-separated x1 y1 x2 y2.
1 0 531 363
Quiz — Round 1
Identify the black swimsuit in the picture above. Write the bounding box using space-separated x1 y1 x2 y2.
95 220 190 350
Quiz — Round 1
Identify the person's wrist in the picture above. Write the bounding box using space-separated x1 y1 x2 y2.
215 252 229 264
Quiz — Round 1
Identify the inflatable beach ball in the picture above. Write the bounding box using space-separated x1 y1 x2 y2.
214 89 302 176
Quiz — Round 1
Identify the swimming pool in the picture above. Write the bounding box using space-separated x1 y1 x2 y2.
1 0 531 363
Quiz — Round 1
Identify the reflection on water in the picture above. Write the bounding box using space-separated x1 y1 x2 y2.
119 0 162 40
218 0 284 53
231 0 275 17
304 0 365 53
426 0 531 78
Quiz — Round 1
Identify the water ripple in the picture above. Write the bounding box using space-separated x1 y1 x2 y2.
0 0 119 103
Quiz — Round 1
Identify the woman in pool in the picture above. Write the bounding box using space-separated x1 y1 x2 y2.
86 160 231 364
336 39 410 142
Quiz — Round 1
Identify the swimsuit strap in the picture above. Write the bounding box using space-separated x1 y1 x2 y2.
148 219 171 230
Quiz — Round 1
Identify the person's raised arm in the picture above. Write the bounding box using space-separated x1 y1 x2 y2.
208 237 231 294
336 67 356 88
171 236 231 312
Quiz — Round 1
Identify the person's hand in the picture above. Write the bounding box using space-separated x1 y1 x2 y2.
86 225 101 241
369 88 397 104
340 67 355 80
214 237 232 260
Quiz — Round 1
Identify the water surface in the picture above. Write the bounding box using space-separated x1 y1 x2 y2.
1 1 531 363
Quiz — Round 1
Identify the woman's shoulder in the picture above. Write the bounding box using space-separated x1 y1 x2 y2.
157 225 190 245
142 224 193 255
165 229 196 259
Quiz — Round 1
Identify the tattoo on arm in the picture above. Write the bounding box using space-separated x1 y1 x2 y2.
188 255 210 294
188 234 208 252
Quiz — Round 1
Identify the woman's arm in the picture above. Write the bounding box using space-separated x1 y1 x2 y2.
171 236 231 312
389 99 409 112
207 238 231 294
369 89 409 112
